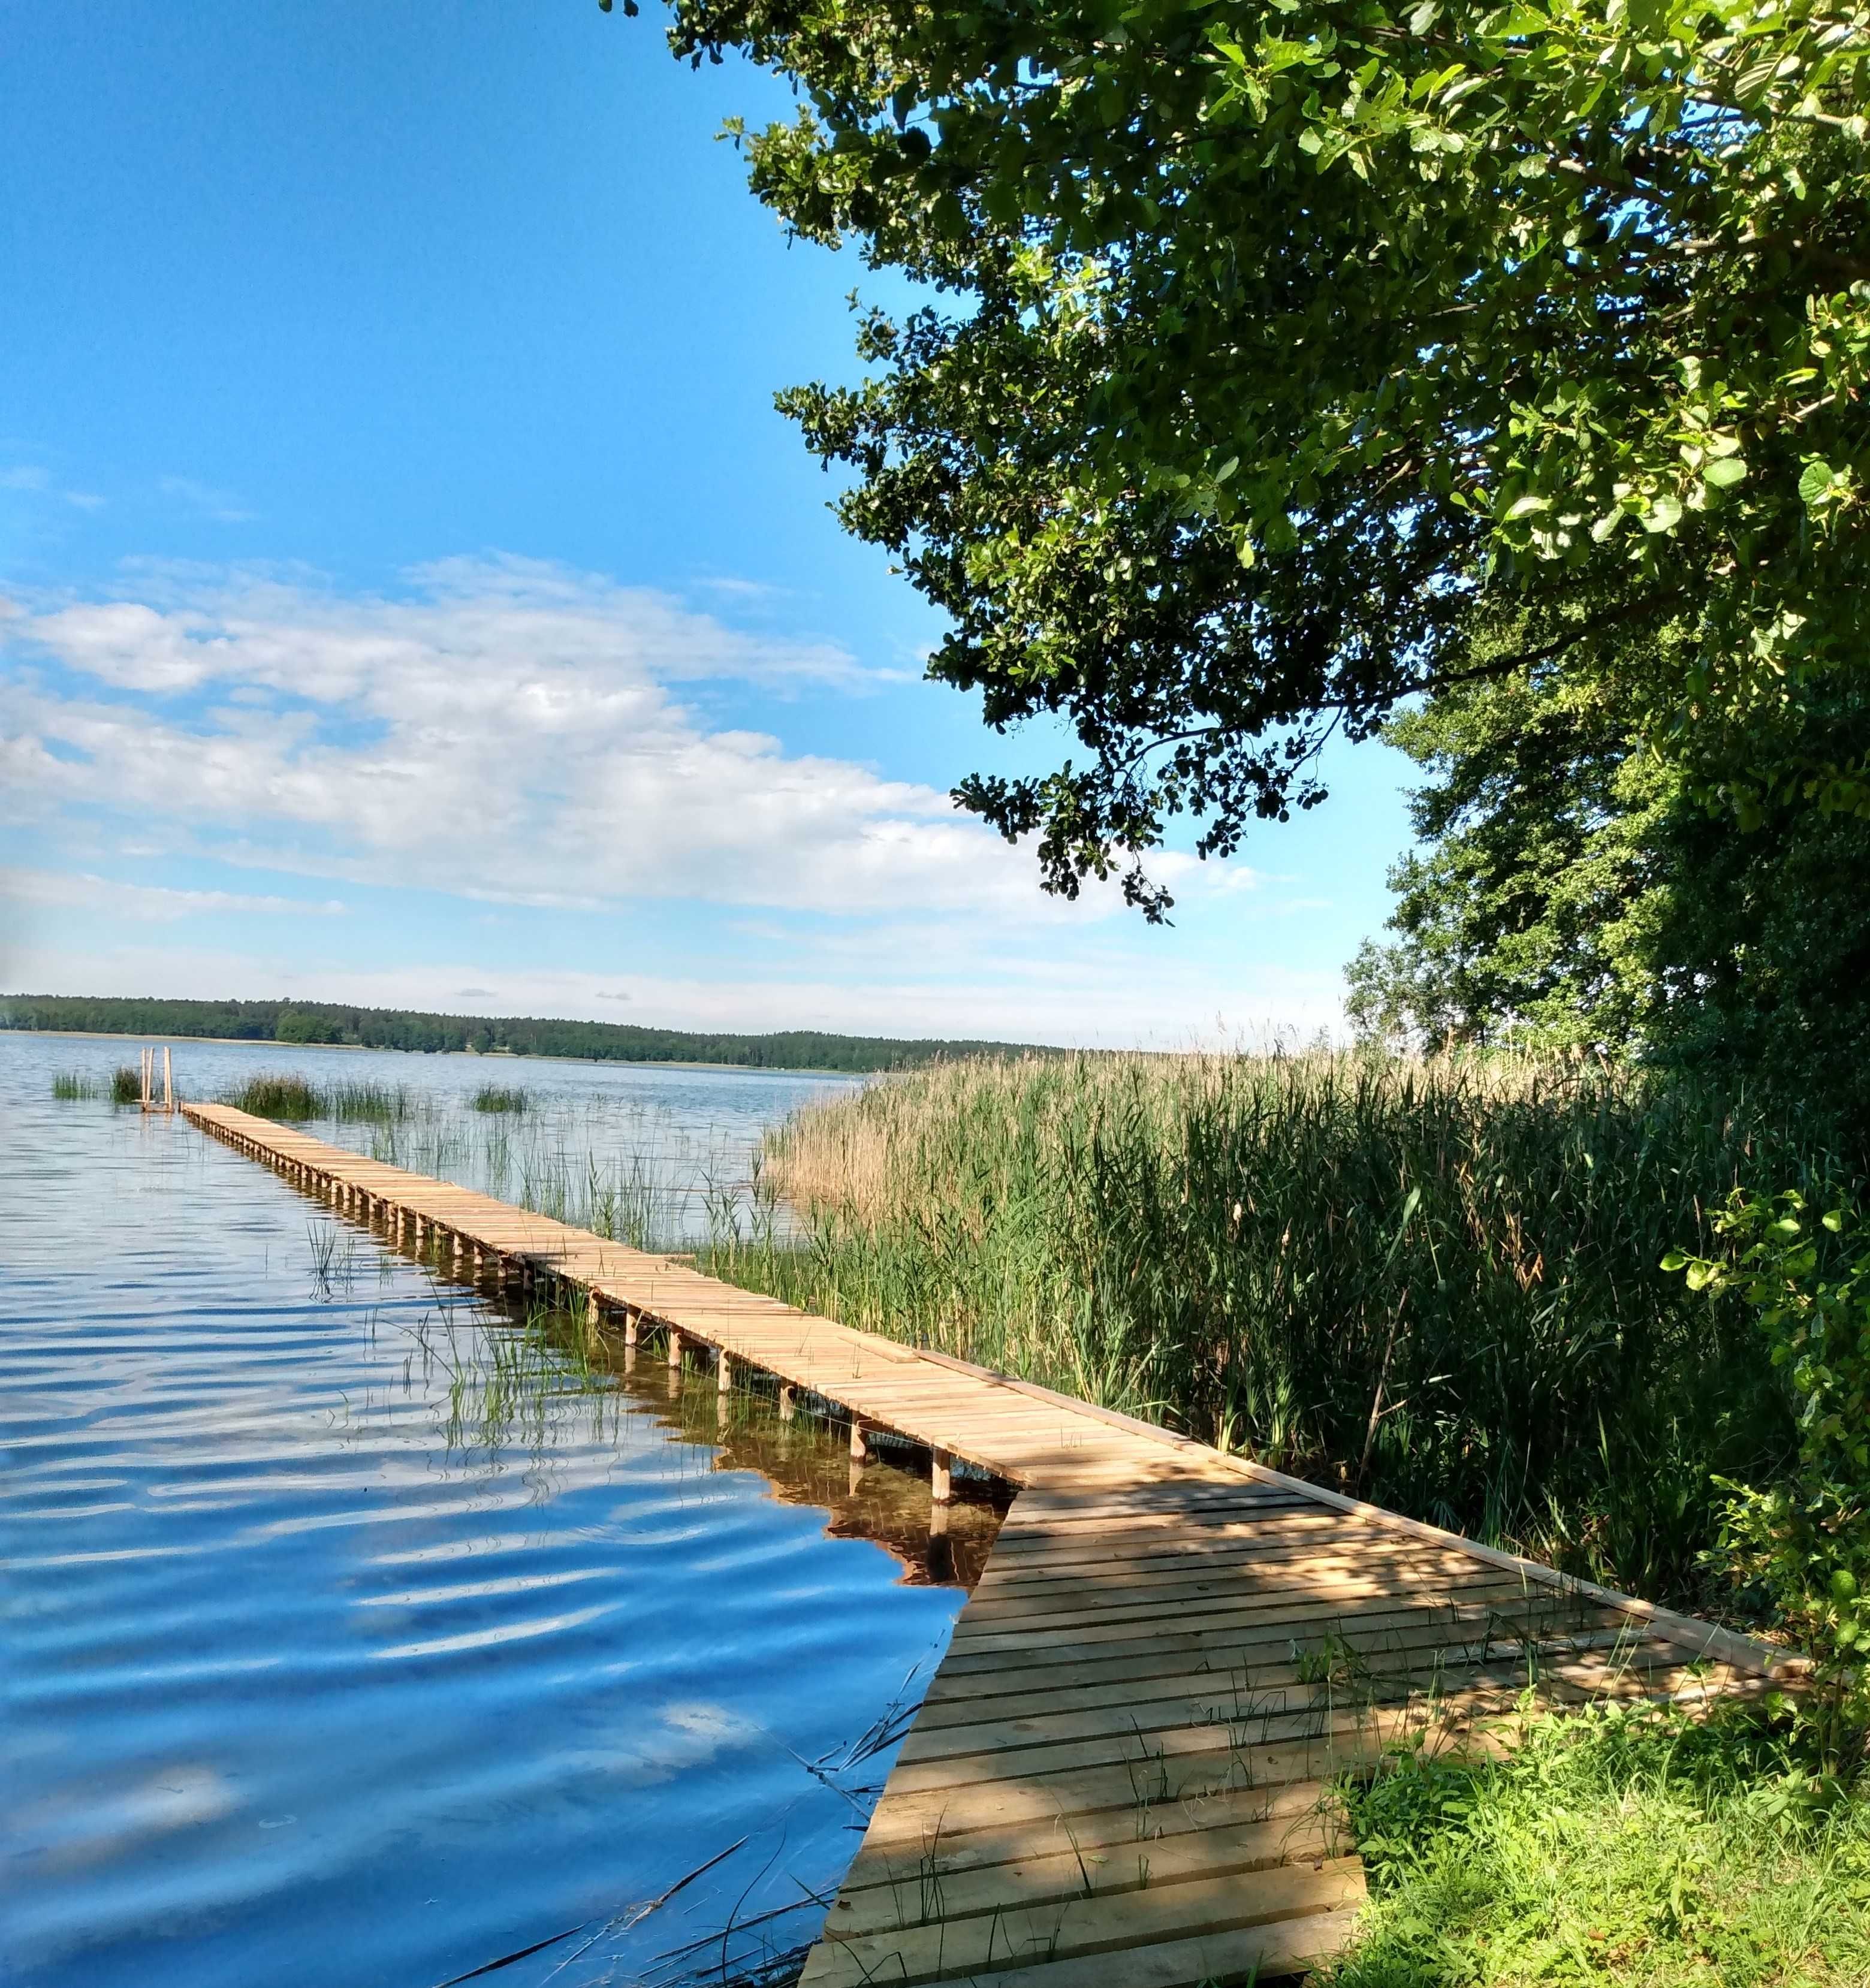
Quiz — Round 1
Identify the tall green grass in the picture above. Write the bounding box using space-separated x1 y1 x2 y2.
52 1071 99 1100
703 1051 1853 1607
228 1072 324 1120
470 1083 529 1114
327 1079 411 1123
225 1072 412 1123
110 1065 141 1106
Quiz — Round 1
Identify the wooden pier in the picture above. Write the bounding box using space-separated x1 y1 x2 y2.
184 1102 1797 1987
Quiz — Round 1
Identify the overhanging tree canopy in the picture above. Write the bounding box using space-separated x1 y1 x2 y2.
620 0 1870 914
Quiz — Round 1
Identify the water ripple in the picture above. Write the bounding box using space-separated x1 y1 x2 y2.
2 1037 971 1988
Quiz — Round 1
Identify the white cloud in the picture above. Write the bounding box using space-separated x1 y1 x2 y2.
0 554 1364 1043
0 556 1154 921
158 476 257 524
0 866 345 923
0 464 101 511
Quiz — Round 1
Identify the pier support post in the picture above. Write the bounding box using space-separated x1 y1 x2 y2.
931 1449 954 1506
778 1384 795 1423
927 1501 952 1580
849 1419 871 1465
717 1351 733 1395
666 1328 683 1369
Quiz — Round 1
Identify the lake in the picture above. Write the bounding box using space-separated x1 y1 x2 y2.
2 1033 997 1987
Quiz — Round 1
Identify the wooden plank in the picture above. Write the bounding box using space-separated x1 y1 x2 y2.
834 1776 1329 1898
800 1860 1365 1988
828 1806 1339 1936
912 1611 1649 1734
904 1906 1367 1988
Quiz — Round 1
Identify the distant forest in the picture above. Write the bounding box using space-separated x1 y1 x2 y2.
0 994 1046 1074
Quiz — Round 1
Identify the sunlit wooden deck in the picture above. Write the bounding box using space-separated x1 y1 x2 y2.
185 1101 1797 1986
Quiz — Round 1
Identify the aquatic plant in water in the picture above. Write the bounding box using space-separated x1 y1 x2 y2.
225 1073 413 1124
52 1072 99 1101
472 1083 529 1114
227 1072 325 1121
326 1079 412 1123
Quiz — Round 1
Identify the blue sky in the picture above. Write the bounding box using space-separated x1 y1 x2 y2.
0 2 1413 1046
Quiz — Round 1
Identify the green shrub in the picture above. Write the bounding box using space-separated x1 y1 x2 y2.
1670 1191 1870 1760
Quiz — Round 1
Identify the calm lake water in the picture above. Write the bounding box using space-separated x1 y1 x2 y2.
2 1034 997 1987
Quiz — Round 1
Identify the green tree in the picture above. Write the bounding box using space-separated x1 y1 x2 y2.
275 1009 345 1045
1346 653 1870 1136
626 0 1870 913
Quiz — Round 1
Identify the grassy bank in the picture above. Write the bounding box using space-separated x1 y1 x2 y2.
1325 1704 1870 1987
701 1051 1854 1609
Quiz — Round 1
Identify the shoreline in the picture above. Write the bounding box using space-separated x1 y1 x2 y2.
1 1024 870 1081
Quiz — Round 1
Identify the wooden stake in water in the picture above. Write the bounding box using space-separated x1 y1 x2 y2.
162 1046 173 1112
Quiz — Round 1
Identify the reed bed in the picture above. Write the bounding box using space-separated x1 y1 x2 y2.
470 1083 530 1114
704 1051 1852 1606
51 1071 99 1100
224 1072 414 1123
110 1065 141 1105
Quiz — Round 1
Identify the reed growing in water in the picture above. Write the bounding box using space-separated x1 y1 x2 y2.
224 1073 413 1123
704 1051 1851 1607
227 1072 325 1120
327 1079 411 1123
470 1084 529 1114
52 1071 99 1100
110 1065 141 1105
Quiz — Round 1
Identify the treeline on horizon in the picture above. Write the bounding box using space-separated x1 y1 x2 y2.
0 994 1046 1074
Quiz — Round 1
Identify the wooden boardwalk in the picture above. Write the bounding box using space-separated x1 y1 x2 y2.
184 1102 1797 1987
